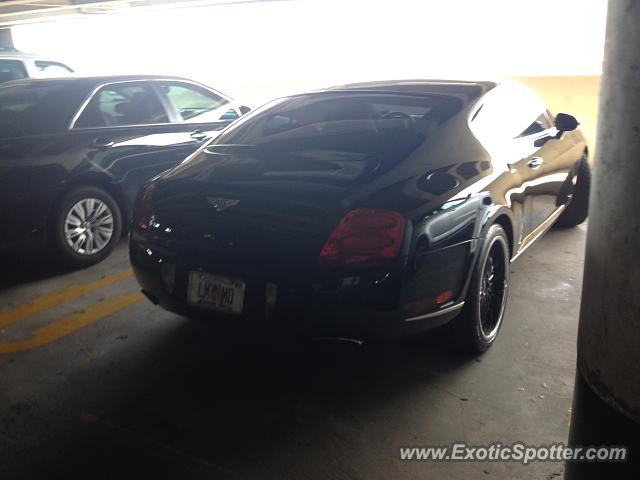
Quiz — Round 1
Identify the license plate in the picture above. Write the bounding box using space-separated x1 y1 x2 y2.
187 271 245 315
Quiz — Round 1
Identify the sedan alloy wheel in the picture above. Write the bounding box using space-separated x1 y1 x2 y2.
64 197 114 255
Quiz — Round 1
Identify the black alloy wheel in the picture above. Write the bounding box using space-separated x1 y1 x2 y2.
448 223 510 353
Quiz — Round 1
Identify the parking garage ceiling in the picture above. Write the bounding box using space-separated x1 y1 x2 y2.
0 0 279 27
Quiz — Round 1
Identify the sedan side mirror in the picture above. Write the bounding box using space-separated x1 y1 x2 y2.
239 105 251 115
555 112 580 132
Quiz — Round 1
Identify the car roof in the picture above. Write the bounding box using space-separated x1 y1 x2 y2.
0 74 234 138
0 74 199 87
0 48 33 57
0 75 235 106
315 79 499 103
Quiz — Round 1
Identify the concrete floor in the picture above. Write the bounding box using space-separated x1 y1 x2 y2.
0 224 586 480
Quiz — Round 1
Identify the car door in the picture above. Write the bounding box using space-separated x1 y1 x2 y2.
511 110 573 232
473 85 575 240
502 83 581 236
468 86 538 247
69 80 224 206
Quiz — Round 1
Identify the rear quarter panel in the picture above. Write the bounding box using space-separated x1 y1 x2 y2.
0 135 70 248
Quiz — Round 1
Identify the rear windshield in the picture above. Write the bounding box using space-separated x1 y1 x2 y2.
0 81 71 137
209 93 462 180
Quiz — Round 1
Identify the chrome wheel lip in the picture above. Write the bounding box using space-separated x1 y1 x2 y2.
477 235 509 342
64 197 114 256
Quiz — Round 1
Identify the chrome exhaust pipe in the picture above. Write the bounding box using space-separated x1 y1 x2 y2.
315 336 364 346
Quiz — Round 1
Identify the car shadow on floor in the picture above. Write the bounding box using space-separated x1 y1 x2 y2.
2 224 589 479
0 239 130 291
13 323 476 480
0 248 77 290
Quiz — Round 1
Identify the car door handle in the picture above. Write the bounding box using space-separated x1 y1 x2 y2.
190 130 208 141
89 138 114 149
527 157 544 169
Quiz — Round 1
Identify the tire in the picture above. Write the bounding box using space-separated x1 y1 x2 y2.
448 224 510 353
556 155 590 228
51 186 122 267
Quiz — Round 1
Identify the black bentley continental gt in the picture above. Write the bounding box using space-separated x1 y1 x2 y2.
0 75 249 265
129 79 589 351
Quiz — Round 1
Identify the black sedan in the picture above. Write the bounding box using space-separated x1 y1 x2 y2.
129 79 589 351
0 75 249 265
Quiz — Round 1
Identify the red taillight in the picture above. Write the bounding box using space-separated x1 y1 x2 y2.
132 183 155 230
319 209 406 267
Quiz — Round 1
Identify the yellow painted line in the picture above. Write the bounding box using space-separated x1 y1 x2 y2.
0 292 143 354
0 269 133 329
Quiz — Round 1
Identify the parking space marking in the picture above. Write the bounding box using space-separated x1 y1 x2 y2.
0 269 133 329
0 292 143 354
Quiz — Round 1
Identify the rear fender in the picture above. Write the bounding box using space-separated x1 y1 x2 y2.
450 202 513 305
401 193 506 315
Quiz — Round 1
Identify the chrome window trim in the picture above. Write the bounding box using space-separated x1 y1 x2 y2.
404 301 465 322
510 204 566 263
68 78 234 130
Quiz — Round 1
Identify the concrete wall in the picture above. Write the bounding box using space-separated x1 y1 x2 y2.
513 75 602 154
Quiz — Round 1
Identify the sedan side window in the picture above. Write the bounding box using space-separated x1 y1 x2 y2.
74 83 168 128
158 82 230 123
34 60 74 76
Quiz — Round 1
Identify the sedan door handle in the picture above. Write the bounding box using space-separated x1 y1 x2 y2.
527 157 544 169
90 138 114 149
190 130 208 141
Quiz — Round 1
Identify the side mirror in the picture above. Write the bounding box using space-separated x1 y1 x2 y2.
555 112 580 132
239 105 251 115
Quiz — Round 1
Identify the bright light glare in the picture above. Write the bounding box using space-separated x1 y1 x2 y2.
13 0 608 106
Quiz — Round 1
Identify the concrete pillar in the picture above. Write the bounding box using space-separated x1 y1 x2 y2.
566 0 640 478
0 28 14 49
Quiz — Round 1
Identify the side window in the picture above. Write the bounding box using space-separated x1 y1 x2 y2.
0 60 28 83
470 85 547 146
158 82 230 123
34 61 74 76
74 83 168 128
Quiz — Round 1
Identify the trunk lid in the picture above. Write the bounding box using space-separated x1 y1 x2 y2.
151 145 371 271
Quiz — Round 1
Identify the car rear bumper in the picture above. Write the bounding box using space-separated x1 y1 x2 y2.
129 236 463 340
